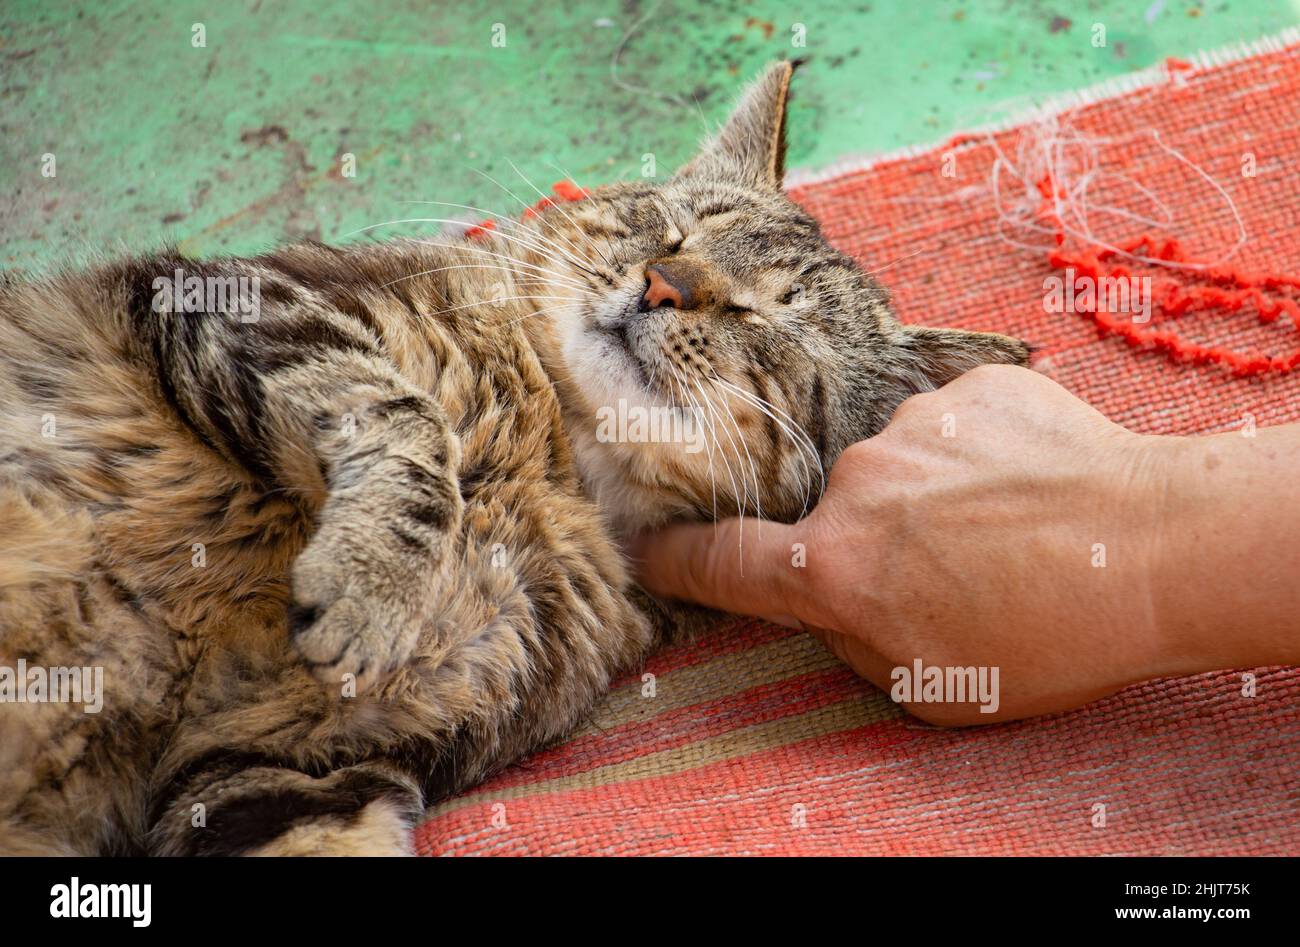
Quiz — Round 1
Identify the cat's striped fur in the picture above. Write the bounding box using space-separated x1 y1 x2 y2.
0 63 1027 854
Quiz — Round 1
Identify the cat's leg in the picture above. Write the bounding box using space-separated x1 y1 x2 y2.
285 389 463 693
128 261 463 690
149 754 422 856
0 480 168 855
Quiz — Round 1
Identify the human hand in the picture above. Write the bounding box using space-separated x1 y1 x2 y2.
629 365 1182 725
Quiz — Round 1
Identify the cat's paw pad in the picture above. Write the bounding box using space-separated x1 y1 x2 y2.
287 542 430 695
287 597 390 694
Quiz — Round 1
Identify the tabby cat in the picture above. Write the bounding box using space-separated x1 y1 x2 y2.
0 63 1027 855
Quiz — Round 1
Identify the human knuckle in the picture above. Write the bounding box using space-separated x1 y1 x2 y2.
890 390 932 422
965 361 1018 381
837 438 880 468
958 362 1028 394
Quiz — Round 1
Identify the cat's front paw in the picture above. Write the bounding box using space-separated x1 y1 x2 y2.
287 506 453 694
287 594 410 695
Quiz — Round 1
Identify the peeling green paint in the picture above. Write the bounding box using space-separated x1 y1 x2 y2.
2 0 1295 267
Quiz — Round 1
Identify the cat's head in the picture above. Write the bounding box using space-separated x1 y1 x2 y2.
520 61 1028 530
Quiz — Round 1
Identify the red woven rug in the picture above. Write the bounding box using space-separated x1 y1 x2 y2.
414 36 1300 856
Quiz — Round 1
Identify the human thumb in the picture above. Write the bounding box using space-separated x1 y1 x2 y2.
625 517 806 627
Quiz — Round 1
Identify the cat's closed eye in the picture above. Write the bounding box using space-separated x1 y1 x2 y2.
693 202 735 219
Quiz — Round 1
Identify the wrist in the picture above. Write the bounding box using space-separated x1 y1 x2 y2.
1140 433 1213 674
1103 430 1188 680
1143 428 1300 673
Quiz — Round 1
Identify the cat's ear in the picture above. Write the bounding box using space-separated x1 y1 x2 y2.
676 60 799 191
899 325 1031 389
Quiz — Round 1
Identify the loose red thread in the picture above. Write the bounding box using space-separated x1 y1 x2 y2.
1050 236 1300 375
1038 169 1300 376
465 180 591 241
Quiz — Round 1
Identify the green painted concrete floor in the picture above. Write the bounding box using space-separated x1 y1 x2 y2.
2 0 1297 268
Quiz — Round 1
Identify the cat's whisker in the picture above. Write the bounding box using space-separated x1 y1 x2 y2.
699 382 752 557
411 238 592 292
682 375 726 528
704 367 806 449
860 246 926 277
540 159 620 270
502 300 583 327
345 220 584 287
716 377 824 498
379 262 590 297
400 196 598 275
686 373 747 545
668 364 720 526
503 158 617 271
688 365 754 519
706 370 763 525
728 398 816 520
470 165 536 214
376 262 588 295
400 199 606 281
430 294 582 318
348 219 592 290
471 166 604 273
513 226 607 283
711 376 823 503
543 161 592 197
710 375 825 517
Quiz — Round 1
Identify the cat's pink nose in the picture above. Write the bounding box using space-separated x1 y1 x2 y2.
640 265 686 311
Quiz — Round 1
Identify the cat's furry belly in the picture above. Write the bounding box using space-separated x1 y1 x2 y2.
0 245 660 855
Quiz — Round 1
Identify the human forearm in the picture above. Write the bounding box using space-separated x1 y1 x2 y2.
1149 425 1300 674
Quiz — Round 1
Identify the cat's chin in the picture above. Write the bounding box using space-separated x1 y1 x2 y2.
560 317 668 413
592 324 655 393
571 443 697 536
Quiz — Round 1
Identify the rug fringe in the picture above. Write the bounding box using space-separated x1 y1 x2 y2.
787 25 1300 188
